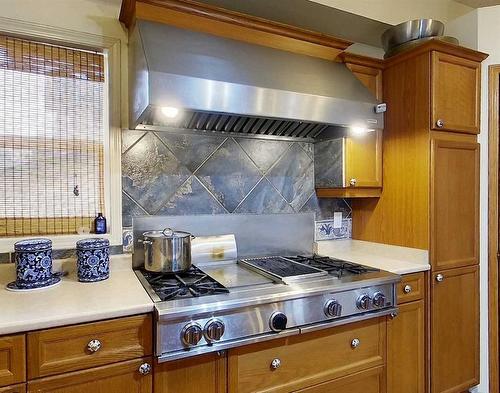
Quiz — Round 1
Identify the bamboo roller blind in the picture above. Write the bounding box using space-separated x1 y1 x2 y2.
0 35 105 236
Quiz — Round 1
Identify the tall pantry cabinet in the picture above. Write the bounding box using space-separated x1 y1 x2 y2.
351 40 487 393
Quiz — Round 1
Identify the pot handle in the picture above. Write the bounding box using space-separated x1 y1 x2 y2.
162 228 174 237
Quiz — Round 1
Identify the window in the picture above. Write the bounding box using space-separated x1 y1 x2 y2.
0 35 106 236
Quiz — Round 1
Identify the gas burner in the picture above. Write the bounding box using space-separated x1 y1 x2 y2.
140 266 229 301
287 255 379 278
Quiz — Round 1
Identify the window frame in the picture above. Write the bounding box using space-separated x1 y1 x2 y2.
0 17 122 252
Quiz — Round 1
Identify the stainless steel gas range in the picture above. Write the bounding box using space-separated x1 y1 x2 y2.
132 214 400 362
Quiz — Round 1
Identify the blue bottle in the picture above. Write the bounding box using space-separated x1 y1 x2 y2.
94 213 107 234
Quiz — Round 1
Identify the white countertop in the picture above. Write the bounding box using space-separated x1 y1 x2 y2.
316 239 430 275
0 255 154 335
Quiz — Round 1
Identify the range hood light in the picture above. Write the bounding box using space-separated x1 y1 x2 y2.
350 126 370 134
161 106 180 118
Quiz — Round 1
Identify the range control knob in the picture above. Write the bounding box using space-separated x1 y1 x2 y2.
324 299 342 318
372 292 386 308
269 312 288 332
181 322 203 347
204 319 225 342
356 294 371 310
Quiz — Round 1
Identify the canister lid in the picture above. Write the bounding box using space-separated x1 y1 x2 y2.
14 238 52 252
76 238 110 250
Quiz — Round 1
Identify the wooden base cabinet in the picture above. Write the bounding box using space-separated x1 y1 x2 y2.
0 385 26 393
27 357 152 393
431 266 479 393
0 335 25 388
387 300 425 393
154 352 227 393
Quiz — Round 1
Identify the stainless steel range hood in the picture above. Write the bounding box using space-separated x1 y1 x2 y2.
129 20 384 141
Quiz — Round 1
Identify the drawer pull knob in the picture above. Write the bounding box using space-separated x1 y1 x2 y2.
390 312 398 319
87 339 101 353
138 362 152 375
349 178 357 187
436 274 444 282
270 358 281 370
403 284 412 294
351 338 360 349
436 119 445 128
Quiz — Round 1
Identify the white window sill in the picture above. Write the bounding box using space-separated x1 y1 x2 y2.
0 233 120 254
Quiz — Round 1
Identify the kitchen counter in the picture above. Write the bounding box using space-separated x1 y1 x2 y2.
0 254 154 335
316 239 430 275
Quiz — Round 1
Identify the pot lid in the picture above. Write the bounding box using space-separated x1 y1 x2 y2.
143 228 192 238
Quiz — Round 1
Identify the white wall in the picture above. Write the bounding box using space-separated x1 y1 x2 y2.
447 6 500 393
310 0 473 24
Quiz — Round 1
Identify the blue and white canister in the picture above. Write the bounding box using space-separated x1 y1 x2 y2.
76 238 110 282
14 238 54 289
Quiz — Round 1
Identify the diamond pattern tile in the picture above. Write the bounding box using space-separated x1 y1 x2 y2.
122 191 148 227
157 176 228 215
196 138 262 212
235 178 293 214
267 143 314 211
156 133 227 172
122 133 191 214
236 138 291 172
122 130 146 153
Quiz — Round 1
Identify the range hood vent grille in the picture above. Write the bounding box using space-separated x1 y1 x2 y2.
141 110 330 139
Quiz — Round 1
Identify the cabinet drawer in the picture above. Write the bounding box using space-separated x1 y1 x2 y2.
0 335 25 387
397 273 425 304
27 357 152 393
228 317 386 393
0 384 25 393
27 314 152 379
293 366 385 393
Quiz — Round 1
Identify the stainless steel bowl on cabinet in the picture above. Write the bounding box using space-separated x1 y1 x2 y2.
381 19 445 52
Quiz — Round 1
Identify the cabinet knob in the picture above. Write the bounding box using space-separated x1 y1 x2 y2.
138 362 152 375
349 178 357 187
351 338 360 349
390 312 398 319
87 339 101 353
436 119 445 128
403 284 412 294
435 273 444 282
270 358 281 370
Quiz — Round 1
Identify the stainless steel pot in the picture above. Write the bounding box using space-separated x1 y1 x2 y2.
141 228 195 273
381 19 445 52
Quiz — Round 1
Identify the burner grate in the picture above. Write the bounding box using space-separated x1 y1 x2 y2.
288 255 379 278
141 266 229 301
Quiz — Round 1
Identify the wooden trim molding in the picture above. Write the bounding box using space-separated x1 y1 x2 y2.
120 0 352 60
339 52 384 69
488 64 500 393
315 188 382 198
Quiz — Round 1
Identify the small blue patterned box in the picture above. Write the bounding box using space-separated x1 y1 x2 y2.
76 238 110 283
315 218 352 241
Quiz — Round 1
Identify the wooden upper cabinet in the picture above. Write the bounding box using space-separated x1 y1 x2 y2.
27 357 152 393
346 129 383 188
387 300 425 393
0 335 25 388
430 136 479 271
431 52 481 134
431 266 479 393
154 352 226 393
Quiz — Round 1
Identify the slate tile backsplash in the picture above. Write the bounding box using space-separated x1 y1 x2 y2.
121 130 352 238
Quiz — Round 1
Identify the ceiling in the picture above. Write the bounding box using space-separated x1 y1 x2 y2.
455 0 500 6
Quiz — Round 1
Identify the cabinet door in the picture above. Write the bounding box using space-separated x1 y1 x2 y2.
431 52 480 134
27 357 152 393
431 266 479 393
0 335 25 387
387 300 425 393
345 129 383 188
154 352 226 393
431 138 479 270
293 366 385 393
